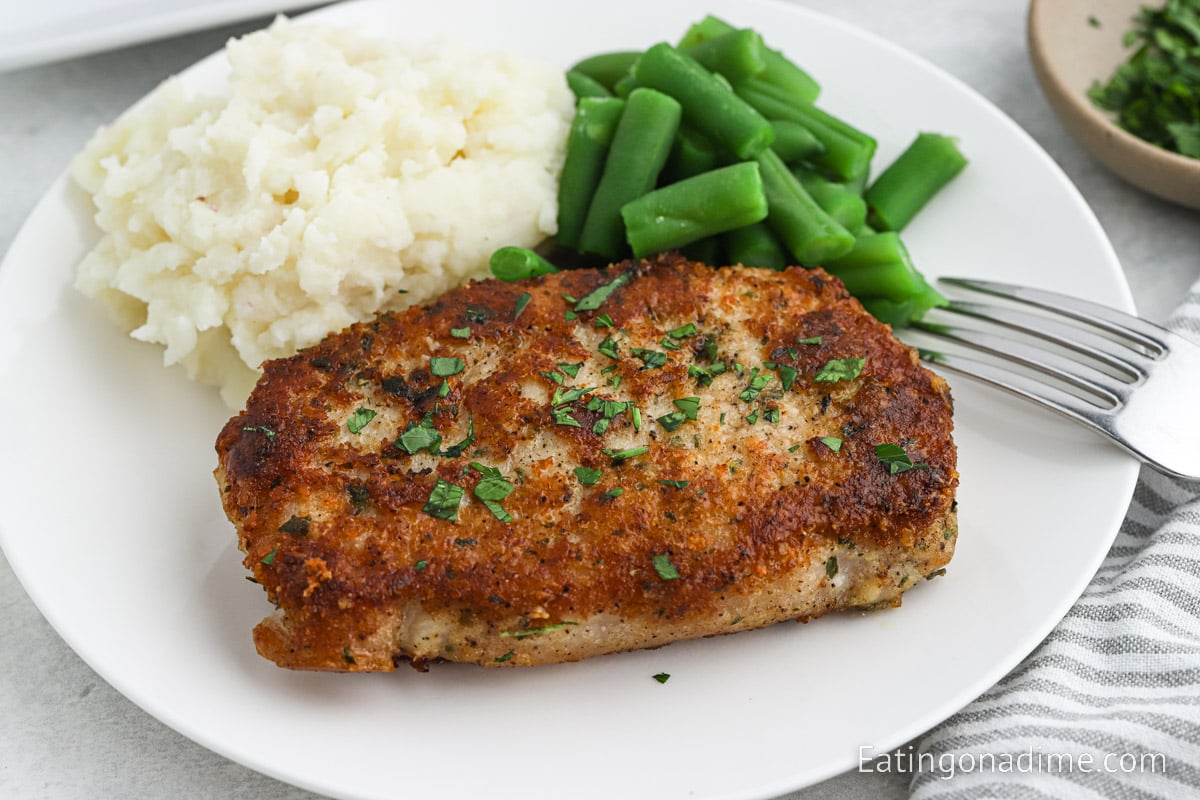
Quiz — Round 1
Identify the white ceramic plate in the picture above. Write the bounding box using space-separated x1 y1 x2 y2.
0 0 327 73
0 1 1139 798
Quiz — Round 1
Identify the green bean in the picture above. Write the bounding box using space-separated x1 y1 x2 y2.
822 232 921 301
680 29 767 84
613 72 640 98
679 15 819 103
663 125 721 183
620 162 768 257
735 80 876 182
722 221 789 270
771 119 825 164
865 132 968 232
633 42 774 160
578 88 682 260
860 274 947 327
489 247 560 282
794 169 868 233
570 51 642 91
566 70 612 100
754 148 854 266
556 96 626 250
681 236 724 265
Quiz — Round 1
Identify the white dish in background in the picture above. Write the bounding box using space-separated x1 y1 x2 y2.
0 0 330 72
0 1 1138 799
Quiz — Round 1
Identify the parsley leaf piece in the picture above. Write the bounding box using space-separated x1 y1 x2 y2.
745 409 759 425
826 555 839 579
668 322 697 339
541 370 565 385
594 313 614 328
632 406 642 431
437 379 451 398
414 559 428 571
553 407 582 428
603 446 649 463
500 621 579 638
631 348 668 370
450 327 471 339
261 548 278 565
778 365 798 392
396 416 442 454
435 414 475 457
242 425 276 441
652 553 681 580
764 407 780 424
552 385 597 407
278 515 310 536
797 335 823 345
558 362 583 378
598 336 620 360
874 442 931 474
470 462 514 523
574 272 630 312
430 356 465 377
660 337 681 351
738 368 773 402
673 396 701 420
653 672 671 684
494 651 515 664
658 479 689 489
422 479 464 521
814 357 865 382
820 436 844 453
346 407 377 434
604 487 624 498
513 292 532 320
656 411 688 432
574 466 603 485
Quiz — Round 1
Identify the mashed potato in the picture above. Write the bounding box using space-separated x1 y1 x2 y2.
72 18 573 407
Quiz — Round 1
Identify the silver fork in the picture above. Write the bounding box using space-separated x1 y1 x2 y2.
906 277 1200 480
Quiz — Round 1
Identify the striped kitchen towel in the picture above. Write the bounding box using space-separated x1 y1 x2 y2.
909 282 1200 798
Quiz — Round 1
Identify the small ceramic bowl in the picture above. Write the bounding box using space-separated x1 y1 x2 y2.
1028 0 1200 210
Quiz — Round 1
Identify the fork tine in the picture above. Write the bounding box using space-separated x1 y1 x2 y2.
918 348 1115 434
939 300 1145 382
939 277 1170 356
911 319 1125 405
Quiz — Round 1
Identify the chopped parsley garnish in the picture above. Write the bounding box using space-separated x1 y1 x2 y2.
470 462 515 523
656 411 688 432
430 356 465 377
764 407 780 424
574 272 630 312
660 337 681 351
814 357 865 382
437 380 451 398
652 553 680 580
598 336 620 360
242 425 276 440
573 466 603 485
738 369 773 402
777 365 798 392
278 515 310 536
631 348 668 370
552 385 596 406
673 396 701 420
874 443 930 474
500 621 579 638
587 398 631 435
347 484 370 512
414 559 429 571
820 436 844 453
652 672 671 684
346 407 376 434
745 409 759 425
564 309 578 321
261 548 278 565
450 327 471 339
632 406 643 431
422 479 464 521
455 537 478 547
658 480 689 489
541 370 565 385
826 555 839 579
603 446 649 463
513 292 532 320
798 335 823 345
788 444 801 453
594 313 614 328
668 322 697 339
396 416 442 454
604 487 624 498
558 362 583 378
688 361 726 387
494 651 515 664
553 407 582 428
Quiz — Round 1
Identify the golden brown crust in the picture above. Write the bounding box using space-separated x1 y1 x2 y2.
215 254 958 670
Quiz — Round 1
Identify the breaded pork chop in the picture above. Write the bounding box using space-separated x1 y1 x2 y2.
215 254 957 671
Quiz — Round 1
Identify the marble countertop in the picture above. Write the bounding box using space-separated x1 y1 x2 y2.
2 2 1197 798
